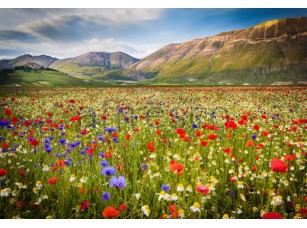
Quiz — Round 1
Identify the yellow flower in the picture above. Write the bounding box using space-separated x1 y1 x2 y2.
46 215 53 219
222 214 229 219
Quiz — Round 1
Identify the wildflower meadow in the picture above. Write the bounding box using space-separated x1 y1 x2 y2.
0 86 306 219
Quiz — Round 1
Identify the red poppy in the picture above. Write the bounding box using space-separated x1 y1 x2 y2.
105 152 112 158
256 143 264 150
223 148 231 154
170 162 184 175
81 201 91 211
2 142 8 149
262 212 283 219
200 141 208 147
102 206 120 219
208 134 217 140
195 131 202 137
19 170 25 176
262 131 269 137
0 169 8 176
246 140 254 147
155 121 160 125
70 115 81 122
47 177 58 185
196 185 210 195
57 160 65 167
118 203 126 211
156 129 161 136
184 135 190 142
252 166 257 172
168 204 179 219
4 108 12 115
147 142 155 152
176 128 185 135
125 133 130 140
284 154 294 162
11 116 18 124
29 139 39 146
298 208 307 218
253 125 260 131
229 176 237 182
162 138 167 143
225 120 237 129
271 158 288 173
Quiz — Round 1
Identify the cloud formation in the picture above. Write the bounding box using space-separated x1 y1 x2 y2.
0 8 306 60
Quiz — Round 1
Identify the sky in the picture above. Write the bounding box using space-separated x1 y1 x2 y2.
0 8 307 60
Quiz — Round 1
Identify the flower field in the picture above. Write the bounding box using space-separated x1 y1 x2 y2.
0 86 306 219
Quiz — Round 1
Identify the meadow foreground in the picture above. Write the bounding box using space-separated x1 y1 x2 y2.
0 86 306 219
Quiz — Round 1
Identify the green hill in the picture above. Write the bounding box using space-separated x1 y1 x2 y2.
129 17 307 85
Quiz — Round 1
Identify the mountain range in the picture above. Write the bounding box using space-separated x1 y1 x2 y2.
1 17 307 86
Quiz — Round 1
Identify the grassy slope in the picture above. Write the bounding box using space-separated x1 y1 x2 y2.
0 70 106 86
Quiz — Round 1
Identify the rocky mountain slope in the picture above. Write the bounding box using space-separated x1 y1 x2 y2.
129 17 307 84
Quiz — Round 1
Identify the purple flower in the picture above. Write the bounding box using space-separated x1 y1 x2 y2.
101 166 116 176
59 138 66 144
161 184 171 191
141 163 147 171
46 147 52 153
192 123 198 129
109 176 127 189
100 160 108 167
101 192 111 201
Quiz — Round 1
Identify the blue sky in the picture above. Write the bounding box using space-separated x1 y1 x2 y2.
0 8 306 60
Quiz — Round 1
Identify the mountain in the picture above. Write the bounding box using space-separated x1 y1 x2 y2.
129 17 307 85
50 52 140 79
0 54 57 69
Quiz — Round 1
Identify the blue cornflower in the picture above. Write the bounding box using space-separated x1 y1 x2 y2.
101 166 116 176
46 147 52 153
161 184 171 191
109 176 127 189
141 163 148 170
113 137 119 143
98 152 105 158
101 192 111 201
251 134 257 140
59 138 66 144
192 123 198 129
105 127 116 133
100 160 108 167
134 115 138 119
97 135 105 141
